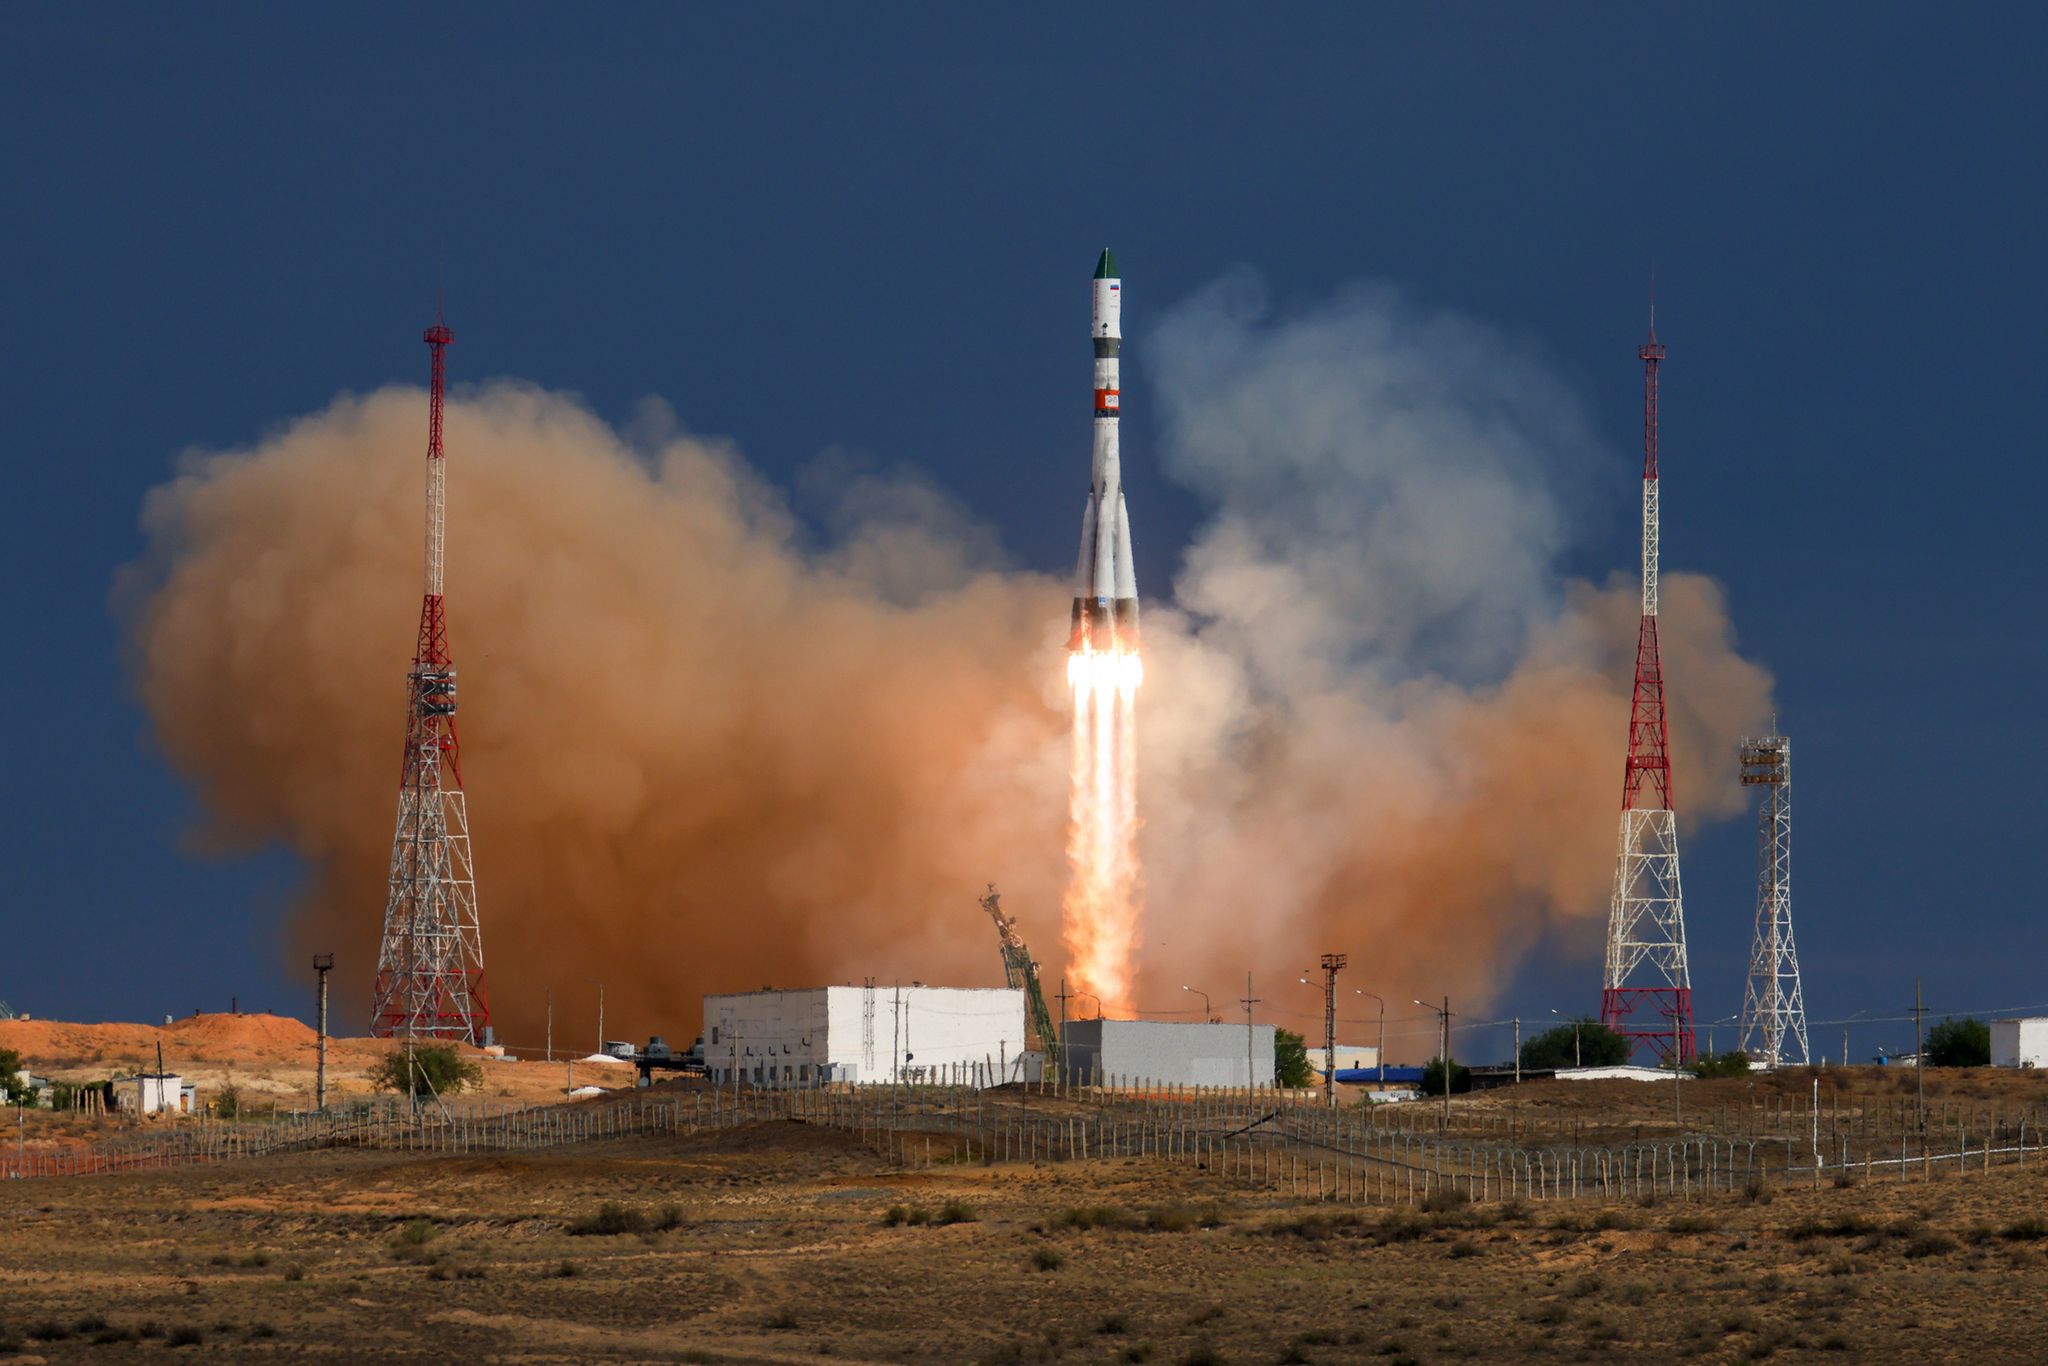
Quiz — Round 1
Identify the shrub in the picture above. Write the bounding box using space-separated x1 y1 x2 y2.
1183 1347 1225 1366
1059 1205 1135 1231
567 1202 650 1236
168 1326 204 1347
881 1205 911 1226
1274 1029 1314 1088
237 1252 270 1268
1097 1313 1131 1335
372 1043 483 1097
1146 1203 1224 1232
1529 1303 1569 1327
2002 1217 2048 1241
1744 1179 1775 1205
1448 1239 1480 1258
1904 1231 1956 1259
1420 1057 1471 1097
653 1204 685 1232
1122 1346 1156 1364
764 1309 799 1331
936 1199 978 1226
282 1263 306 1281
1925 1017 1990 1068
554 1260 580 1278
1667 1214 1717 1234
397 1218 440 1246
1030 1247 1064 1272
1689 1051 1751 1079
1590 1210 1637 1232
1420 1186 1470 1214
214 1083 241 1119
1520 1020 1632 1070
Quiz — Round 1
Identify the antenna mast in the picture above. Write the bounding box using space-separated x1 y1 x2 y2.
1600 307 1694 1065
370 318 490 1044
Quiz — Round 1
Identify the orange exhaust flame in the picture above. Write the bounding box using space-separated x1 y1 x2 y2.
1063 647 1142 1016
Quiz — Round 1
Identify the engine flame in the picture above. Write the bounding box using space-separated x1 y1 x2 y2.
1063 645 1142 1016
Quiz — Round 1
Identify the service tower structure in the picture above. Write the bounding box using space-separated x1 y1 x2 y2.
369 318 491 1044
1599 312 1694 1065
1737 732 1807 1067
1068 249 1140 657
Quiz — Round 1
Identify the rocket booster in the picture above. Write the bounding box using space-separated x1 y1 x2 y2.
1068 248 1140 655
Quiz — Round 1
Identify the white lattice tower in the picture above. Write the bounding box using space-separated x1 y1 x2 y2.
370 320 490 1043
1737 733 1806 1066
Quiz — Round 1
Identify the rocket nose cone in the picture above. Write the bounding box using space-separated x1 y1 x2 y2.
1093 248 1120 280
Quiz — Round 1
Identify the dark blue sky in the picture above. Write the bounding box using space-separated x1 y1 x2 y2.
3 8 2041 1058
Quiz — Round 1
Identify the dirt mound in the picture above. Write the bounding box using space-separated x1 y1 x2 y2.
0 1018 163 1069
167 1012 318 1053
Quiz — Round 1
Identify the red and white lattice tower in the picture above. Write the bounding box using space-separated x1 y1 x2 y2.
369 318 490 1043
1599 311 1694 1064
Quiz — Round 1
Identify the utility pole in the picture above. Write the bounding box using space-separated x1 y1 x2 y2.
1240 972 1261 1090
1057 976 1071 1086
596 982 605 1054
1513 1017 1521 1085
1912 978 1927 1138
545 987 553 1063
1356 990 1386 1089
1415 997 1453 1130
312 954 334 1111
1316 954 1346 1106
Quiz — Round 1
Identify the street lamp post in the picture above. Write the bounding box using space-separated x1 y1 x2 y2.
1182 985 1211 1021
1415 997 1453 1130
1354 990 1386 1088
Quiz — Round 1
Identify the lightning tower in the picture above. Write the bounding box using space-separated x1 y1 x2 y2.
369 318 491 1043
1737 731 1807 1066
1600 309 1694 1064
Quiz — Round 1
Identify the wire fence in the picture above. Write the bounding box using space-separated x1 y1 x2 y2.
5 1080 2045 1207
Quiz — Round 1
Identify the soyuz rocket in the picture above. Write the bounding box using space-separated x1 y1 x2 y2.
1068 249 1140 655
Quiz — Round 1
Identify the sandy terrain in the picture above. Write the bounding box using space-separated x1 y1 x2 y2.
0 1013 633 1114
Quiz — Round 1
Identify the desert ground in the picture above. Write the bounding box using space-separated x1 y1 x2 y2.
4 1026 2048 1363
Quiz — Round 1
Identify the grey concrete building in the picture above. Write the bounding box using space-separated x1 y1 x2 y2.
1060 1019 1275 1087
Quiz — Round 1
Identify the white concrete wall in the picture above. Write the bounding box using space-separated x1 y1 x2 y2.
704 986 1024 1087
1992 1018 2048 1068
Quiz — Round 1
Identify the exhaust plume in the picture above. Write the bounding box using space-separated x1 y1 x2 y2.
122 280 1770 1049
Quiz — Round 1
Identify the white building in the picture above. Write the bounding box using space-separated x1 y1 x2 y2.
703 986 1027 1088
130 1072 190 1115
1992 1018 2048 1069
1061 1019 1275 1088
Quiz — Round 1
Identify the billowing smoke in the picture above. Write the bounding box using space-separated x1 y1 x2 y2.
1132 275 1770 1023
121 279 1770 1048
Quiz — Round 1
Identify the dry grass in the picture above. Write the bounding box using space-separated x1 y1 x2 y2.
2 1108 2047 1361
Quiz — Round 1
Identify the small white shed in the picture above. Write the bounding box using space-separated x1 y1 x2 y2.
130 1072 189 1115
1991 1019 2048 1069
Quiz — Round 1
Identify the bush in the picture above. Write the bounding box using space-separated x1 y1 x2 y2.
1689 1051 1752 1079
1030 1247 1065 1271
1097 1313 1131 1335
214 1083 241 1119
936 1199 978 1226
567 1202 650 1236
1925 1018 1990 1068
1520 1020 1632 1070
168 1326 204 1347
1274 1029 1314 1088
1420 1057 1471 1097
372 1044 483 1097
1420 1187 1469 1214
396 1219 440 1247
0 1047 29 1104
1059 1205 1135 1231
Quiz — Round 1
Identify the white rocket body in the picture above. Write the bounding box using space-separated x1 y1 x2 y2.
1070 250 1139 654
